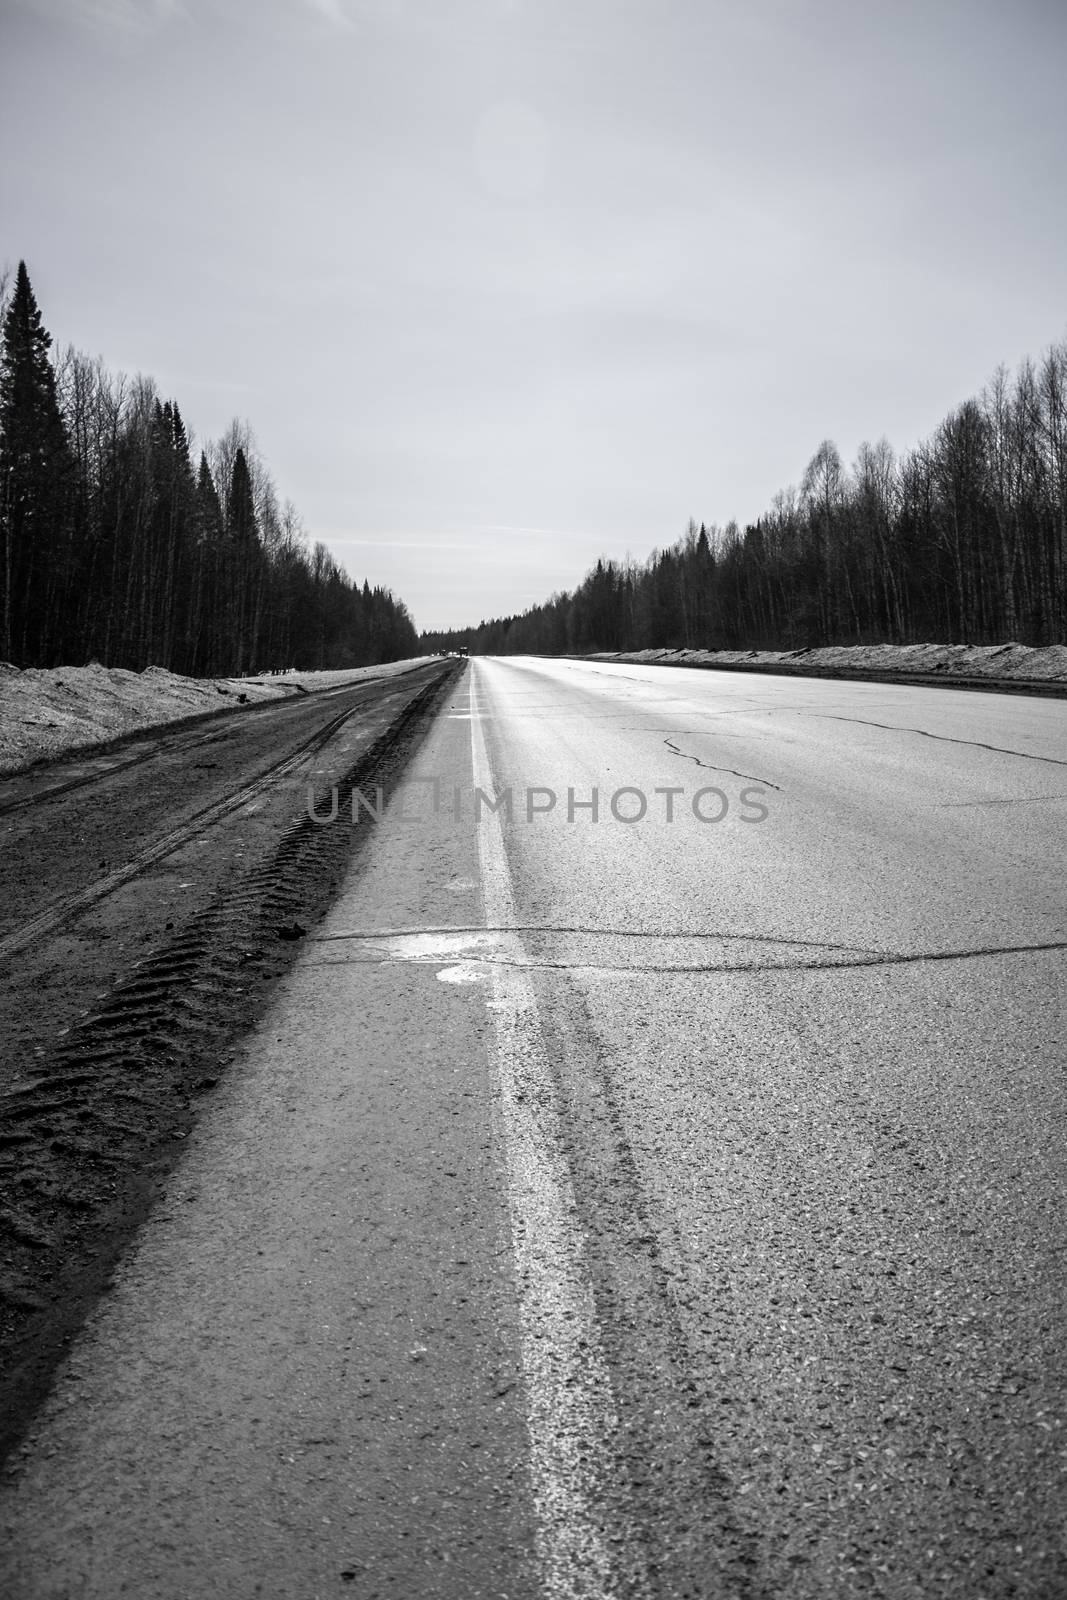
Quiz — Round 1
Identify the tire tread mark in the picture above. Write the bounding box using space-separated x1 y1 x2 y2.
0 678 428 963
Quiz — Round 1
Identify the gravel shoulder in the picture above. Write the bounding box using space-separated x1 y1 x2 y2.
0 657 461 1464
0 666 540 1599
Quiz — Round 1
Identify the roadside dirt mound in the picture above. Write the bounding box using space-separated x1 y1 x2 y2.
0 659 431 777
591 642 1067 683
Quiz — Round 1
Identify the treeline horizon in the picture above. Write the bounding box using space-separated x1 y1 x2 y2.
422 336 1067 657
0 261 418 674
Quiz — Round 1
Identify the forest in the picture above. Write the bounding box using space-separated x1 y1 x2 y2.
0 262 418 673
422 337 1067 657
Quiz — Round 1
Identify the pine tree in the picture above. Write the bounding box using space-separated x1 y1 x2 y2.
0 261 74 661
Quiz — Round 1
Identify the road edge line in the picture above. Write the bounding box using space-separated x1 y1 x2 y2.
468 662 650 1600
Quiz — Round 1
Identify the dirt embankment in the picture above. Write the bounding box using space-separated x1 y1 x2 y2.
587 642 1067 691
0 658 435 777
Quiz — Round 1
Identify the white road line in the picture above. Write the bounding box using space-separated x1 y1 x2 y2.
469 663 649 1600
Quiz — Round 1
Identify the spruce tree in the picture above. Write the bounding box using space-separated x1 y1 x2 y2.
196 451 223 530
227 446 261 671
0 261 73 662
227 446 257 543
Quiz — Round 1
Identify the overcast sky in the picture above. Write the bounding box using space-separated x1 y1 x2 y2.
2 0 1065 633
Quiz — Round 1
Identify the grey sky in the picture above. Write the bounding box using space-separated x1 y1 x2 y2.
2 0 1065 633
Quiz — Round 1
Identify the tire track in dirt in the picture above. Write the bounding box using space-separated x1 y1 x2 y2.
0 692 393 962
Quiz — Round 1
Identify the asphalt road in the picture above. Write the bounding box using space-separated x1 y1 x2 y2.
1 658 1064 1599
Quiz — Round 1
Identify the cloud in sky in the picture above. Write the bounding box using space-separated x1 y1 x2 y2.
3 0 1066 632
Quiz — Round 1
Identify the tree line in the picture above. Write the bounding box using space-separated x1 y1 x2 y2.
422 336 1067 657
0 261 418 673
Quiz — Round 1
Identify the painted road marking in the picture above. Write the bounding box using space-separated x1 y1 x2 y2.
469 663 650 1600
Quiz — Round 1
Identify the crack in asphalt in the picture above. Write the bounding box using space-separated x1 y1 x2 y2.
454 940 1067 974
938 794 1067 807
316 923 887 954
310 926 1067 974
810 715 1067 768
662 736 782 791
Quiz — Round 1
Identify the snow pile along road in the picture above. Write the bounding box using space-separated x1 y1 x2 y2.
589 641 1067 685
0 659 432 777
